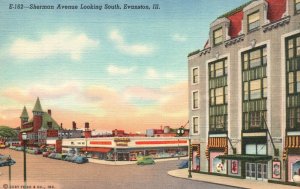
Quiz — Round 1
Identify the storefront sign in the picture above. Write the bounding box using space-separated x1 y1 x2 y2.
114 138 131 142
90 141 112 145
114 138 130 146
272 160 281 179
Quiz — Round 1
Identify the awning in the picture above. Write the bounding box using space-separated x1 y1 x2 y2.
216 154 272 162
81 147 112 153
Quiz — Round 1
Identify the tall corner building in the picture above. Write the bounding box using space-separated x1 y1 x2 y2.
188 0 300 183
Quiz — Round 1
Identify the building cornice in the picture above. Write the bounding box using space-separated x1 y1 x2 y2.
262 16 290 33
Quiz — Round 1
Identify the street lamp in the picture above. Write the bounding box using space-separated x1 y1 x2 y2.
188 136 192 178
7 155 12 189
22 132 27 189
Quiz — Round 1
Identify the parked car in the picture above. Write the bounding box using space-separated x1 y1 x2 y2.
54 153 63 160
64 155 74 162
73 156 88 164
42 151 51 157
48 153 56 159
137 156 155 165
16 146 24 151
32 148 42 154
70 155 80 162
178 160 189 169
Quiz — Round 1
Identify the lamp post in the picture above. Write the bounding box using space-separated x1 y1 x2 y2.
8 155 12 189
22 132 27 189
188 136 192 178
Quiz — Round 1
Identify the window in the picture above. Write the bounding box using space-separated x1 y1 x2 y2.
287 108 300 130
209 59 227 78
208 58 228 132
242 45 267 131
296 0 300 14
246 144 267 155
249 112 261 128
192 91 199 109
193 117 199 133
287 35 300 59
250 79 261 99
243 46 267 70
248 11 260 31
286 34 300 131
192 67 199 84
243 79 267 100
215 87 224 105
213 28 223 45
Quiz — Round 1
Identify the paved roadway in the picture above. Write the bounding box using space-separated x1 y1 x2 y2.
0 149 240 189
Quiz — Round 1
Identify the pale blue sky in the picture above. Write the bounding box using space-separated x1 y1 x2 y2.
0 0 248 130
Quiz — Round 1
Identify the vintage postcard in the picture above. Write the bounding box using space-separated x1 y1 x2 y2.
1 0 300 189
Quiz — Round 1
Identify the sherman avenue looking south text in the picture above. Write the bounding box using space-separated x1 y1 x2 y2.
8 3 160 10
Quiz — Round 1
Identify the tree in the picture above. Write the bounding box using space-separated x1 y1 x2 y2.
0 126 18 139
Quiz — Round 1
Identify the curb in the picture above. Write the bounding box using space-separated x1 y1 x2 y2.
167 170 248 189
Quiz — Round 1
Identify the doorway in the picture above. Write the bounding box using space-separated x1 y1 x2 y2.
246 162 267 181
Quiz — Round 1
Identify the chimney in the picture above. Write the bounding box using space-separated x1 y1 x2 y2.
48 109 51 116
85 122 89 130
72 121 77 130
47 121 52 129
60 123 63 129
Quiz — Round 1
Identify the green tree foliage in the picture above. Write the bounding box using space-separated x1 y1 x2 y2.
0 126 18 139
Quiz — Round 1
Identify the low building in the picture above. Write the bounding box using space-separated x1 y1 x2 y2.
62 137 188 161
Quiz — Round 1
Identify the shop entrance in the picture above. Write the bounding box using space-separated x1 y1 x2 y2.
117 152 129 161
246 162 267 181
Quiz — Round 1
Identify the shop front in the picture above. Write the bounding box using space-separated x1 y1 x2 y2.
206 137 228 174
283 135 300 183
191 144 200 171
62 137 189 161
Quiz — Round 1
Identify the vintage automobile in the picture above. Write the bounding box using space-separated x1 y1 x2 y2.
73 156 88 164
64 155 75 162
178 160 189 169
42 151 51 157
0 142 5 149
48 153 57 159
136 156 155 165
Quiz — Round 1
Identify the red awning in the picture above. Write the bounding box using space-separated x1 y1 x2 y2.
81 147 112 153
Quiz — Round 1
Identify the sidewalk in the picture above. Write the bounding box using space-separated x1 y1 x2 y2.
168 169 299 189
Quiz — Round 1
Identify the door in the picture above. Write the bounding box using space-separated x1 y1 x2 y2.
246 162 268 181
246 163 256 180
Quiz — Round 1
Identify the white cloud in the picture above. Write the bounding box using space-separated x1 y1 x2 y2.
9 30 99 61
109 30 154 56
146 68 177 80
146 68 159 79
107 65 136 75
172 34 187 42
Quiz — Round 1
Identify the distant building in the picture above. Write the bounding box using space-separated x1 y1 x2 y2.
20 97 61 146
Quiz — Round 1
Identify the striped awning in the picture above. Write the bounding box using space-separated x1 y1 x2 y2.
208 137 227 148
283 136 300 160
285 136 300 148
206 137 228 160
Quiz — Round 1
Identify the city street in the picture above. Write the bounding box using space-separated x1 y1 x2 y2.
0 149 240 189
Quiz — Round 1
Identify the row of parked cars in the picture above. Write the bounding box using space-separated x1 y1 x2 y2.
9 146 43 154
43 152 88 164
